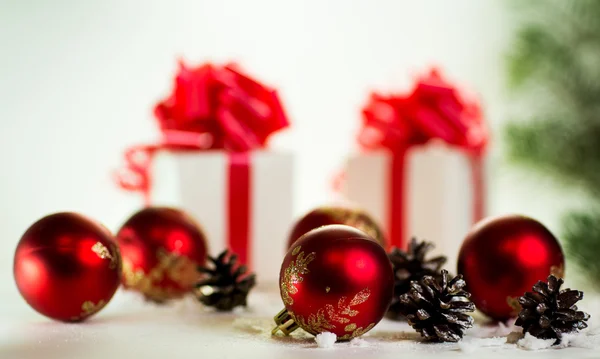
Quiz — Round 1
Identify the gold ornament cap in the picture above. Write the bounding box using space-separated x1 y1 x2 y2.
272 309 300 336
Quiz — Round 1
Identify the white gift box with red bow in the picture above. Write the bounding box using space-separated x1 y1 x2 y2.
343 146 483 270
150 150 294 285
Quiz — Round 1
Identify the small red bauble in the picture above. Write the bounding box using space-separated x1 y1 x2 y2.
273 225 394 340
457 215 565 321
288 206 384 248
116 207 208 302
14 212 121 322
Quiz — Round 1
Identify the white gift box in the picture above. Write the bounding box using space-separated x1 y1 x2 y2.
343 146 482 270
150 150 294 284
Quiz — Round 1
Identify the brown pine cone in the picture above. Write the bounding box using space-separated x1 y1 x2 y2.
515 274 590 344
399 270 474 342
387 238 447 320
195 250 256 311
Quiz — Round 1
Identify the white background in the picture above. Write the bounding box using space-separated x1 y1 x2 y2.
0 0 581 310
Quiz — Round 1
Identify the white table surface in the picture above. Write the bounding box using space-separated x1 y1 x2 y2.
2 282 599 359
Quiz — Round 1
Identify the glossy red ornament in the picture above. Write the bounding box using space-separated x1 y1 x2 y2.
457 215 565 321
116 207 208 302
288 206 385 248
14 212 121 322
273 225 394 340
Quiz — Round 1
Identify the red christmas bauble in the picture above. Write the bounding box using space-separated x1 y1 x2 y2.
14 212 122 322
275 225 393 340
116 207 208 302
457 215 565 321
288 206 384 248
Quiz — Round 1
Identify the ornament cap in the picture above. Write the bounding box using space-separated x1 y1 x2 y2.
272 308 299 336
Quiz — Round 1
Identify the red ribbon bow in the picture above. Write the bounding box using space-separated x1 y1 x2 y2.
155 62 289 152
358 68 487 154
356 68 488 250
116 62 290 201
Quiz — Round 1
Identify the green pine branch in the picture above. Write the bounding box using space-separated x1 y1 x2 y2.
563 211 600 291
505 0 600 288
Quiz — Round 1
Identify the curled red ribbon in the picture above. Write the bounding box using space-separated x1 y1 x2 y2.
358 68 488 250
116 61 289 267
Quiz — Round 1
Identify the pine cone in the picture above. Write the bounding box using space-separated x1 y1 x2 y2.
399 270 474 342
195 250 256 311
515 274 590 344
387 238 447 319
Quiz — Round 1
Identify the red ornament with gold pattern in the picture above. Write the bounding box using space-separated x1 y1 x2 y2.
273 225 394 340
116 207 208 302
288 206 385 248
457 215 565 321
13 212 122 322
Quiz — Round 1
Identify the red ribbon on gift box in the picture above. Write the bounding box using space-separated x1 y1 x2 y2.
358 69 488 250
116 62 289 268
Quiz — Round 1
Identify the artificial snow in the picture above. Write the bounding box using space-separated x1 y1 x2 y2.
457 329 600 352
232 317 273 335
550 330 600 349
349 337 369 347
553 333 579 349
457 340 477 354
517 333 554 350
483 321 507 337
47 288 600 355
458 337 506 353
315 332 337 348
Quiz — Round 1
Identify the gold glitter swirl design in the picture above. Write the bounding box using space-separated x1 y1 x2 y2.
122 260 146 287
340 323 375 340
160 249 199 288
291 309 335 333
81 300 105 315
345 323 357 331
292 246 302 256
122 248 198 302
281 246 316 306
70 300 106 321
291 288 374 340
92 242 119 270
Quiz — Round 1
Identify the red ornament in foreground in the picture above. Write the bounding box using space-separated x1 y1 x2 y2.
14 213 121 322
273 225 394 340
116 207 208 302
288 206 385 248
457 215 564 321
